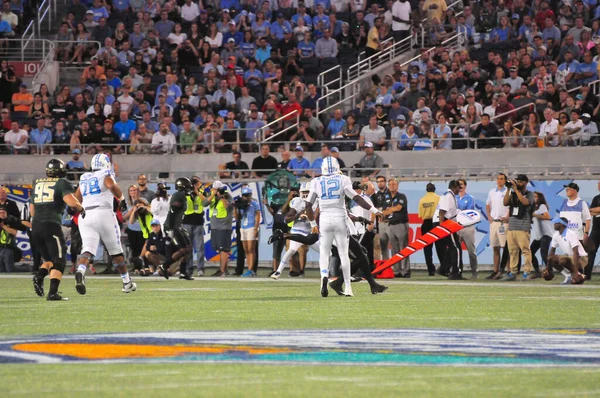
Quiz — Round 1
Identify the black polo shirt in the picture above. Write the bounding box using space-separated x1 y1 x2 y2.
382 191 409 225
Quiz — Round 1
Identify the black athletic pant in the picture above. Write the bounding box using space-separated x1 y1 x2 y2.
531 235 551 272
584 228 599 279
126 228 146 259
27 230 42 272
421 219 436 274
433 222 460 275
361 230 375 271
330 235 380 288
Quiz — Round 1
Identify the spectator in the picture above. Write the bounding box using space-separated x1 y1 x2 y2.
11 84 32 114
251 144 278 178
0 184 19 218
391 0 412 41
433 112 452 150
310 143 331 177
315 28 338 59
151 122 177 154
237 187 261 277
114 110 137 150
365 17 382 57
220 151 250 179
471 113 502 149
539 107 560 147
359 114 387 150
30 118 52 154
52 120 70 155
287 145 311 177
4 121 28 154
358 142 384 178
178 120 201 154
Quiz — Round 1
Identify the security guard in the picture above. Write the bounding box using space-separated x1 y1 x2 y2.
418 183 440 276
183 176 206 277
372 175 390 260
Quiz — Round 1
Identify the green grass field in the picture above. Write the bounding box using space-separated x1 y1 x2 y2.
1 273 599 397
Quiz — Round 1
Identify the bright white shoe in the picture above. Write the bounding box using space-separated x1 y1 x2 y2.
344 284 354 297
122 281 137 293
270 271 281 280
560 275 572 285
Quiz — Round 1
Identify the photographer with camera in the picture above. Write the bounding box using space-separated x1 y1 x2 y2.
150 183 170 227
202 181 234 277
135 219 171 277
182 177 206 277
501 174 535 281
0 205 27 272
235 187 261 277
128 198 154 256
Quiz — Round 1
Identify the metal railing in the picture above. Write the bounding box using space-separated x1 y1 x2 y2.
317 64 343 104
37 0 53 34
347 35 413 82
2 38 54 62
357 37 393 63
589 79 600 95
259 109 301 143
32 41 57 93
471 103 536 130
316 79 361 117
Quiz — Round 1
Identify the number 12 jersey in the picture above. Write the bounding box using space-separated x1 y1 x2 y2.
310 174 355 216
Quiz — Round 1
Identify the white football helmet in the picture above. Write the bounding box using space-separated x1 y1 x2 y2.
91 153 111 171
321 156 340 176
300 182 310 199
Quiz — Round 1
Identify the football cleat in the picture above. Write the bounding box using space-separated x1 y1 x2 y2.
270 271 281 280
329 278 345 296
33 276 44 297
122 281 137 293
158 264 169 279
370 284 388 294
344 285 354 297
321 277 329 297
47 293 68 301
75 271 86 295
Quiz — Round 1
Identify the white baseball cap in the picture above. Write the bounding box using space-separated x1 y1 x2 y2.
213 181 224 189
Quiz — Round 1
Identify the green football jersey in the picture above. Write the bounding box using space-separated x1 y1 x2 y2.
31 177 74 225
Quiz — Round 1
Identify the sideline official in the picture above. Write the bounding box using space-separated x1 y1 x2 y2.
380 178 410 278
433 180 462 279
418 183 439 276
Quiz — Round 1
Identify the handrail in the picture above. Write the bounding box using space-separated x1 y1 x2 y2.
587 79 600 95
347 35 412 81
32 41 57 93
257 109 300 142
21 21 35 61
357 37 393 63
317 64 343 105
37 0 52 35
316 80 361 117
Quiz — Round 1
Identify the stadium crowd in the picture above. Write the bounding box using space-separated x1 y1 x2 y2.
1 0 600 158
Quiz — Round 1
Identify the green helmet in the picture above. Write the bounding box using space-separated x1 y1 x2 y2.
46 159 67 178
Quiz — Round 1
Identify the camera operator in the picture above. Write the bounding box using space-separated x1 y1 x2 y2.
501 174 535 281
150 183 170 227
182 177 206 277
129 198 154 250
264 188 296 276
235 187 261 277
202 181 233 277
0 205 27 272
135 219 171 276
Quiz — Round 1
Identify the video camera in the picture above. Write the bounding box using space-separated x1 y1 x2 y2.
156 183 171 198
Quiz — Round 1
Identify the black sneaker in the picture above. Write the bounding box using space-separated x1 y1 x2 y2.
75 271 86 295
288 271 301 277
436 269 449 277
320 277 329 297
403 272 411 279
47 293 68 301
370 283 388 294
158 264 169 279
485 272 498 280
179 274 195 280
268 229 283 245
33 276 44 297
298 270 305 277
329 278 345 296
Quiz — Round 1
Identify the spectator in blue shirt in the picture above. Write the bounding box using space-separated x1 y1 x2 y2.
114 111 137 143
89 0 110 22
541 17 561 42
325 109 347 139
433 113 452 150
292 4 312 27
297 32 316 58
223 21 244 45
67 149 86 170
312 4 330 30
575 51 598 85
0 13 13 36
310 144 331 177
221 0 240 11
30 119 52 154
287 146 311 177
455 179 478 277
271 13 292 40
255 37 272 65
245 109 265 142
113 0 130 12
155 11 175 40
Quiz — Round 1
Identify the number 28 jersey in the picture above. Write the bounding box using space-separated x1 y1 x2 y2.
79 169 115 209
310 174 355 216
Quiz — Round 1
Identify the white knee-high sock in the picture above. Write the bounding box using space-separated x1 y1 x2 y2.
277 249 296 273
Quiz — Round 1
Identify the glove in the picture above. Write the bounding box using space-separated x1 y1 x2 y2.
165 229 174 239
118 199 128 212
66 206 77 216
79 208 86 219
356 216 371 225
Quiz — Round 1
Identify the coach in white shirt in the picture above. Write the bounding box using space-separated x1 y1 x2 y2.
485 172 510 279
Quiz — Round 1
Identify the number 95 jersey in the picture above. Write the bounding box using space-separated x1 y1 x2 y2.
79 169 115 209
310 174 355 216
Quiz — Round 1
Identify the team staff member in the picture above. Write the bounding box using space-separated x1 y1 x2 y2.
372 175 390 261
203 181 233 277
559 182 591 250
501 174 535 281
485 173 510 280
433 180 461 279
379 178 410 278
418 183 439 276
586 181 600 280
547 217 588 285
183 176 206 277
456 179 479 279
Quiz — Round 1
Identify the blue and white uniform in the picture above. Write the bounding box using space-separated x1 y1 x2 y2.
559 197 591 241
78 167 123 256
240 199 261 241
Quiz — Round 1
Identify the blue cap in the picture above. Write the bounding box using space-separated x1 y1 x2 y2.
151 219 161 226
330 146 339 153
551 217 568 227
512 13 520 19
241 187 252 195
73 149 81 154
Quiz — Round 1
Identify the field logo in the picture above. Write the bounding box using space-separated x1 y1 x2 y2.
1 329 599 367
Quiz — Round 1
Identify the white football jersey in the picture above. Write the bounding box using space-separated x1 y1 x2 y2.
310 174 355 216
79 169 115 208
290 197 318 235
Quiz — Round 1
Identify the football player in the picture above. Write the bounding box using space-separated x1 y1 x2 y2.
157 177 194 279
32 159 85 301
74 153 136 294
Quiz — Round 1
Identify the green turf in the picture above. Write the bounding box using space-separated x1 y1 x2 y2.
1 274 599 397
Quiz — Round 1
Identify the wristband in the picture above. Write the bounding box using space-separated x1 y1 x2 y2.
369 207 380 215
310 220 317 228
